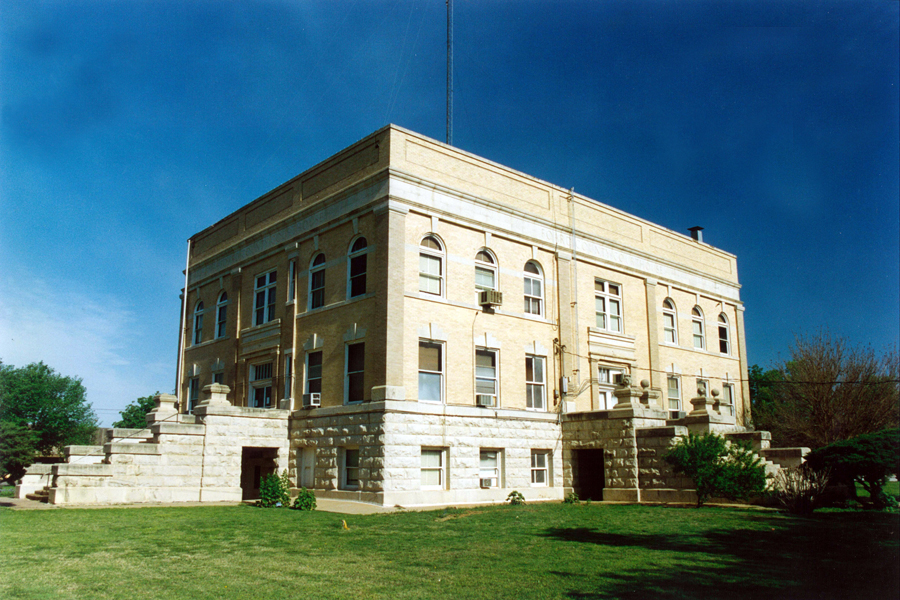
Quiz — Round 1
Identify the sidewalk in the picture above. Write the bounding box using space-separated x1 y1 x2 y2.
0 495 397 514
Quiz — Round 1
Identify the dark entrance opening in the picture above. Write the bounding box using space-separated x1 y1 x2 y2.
240 447 278 501
573 449 606 501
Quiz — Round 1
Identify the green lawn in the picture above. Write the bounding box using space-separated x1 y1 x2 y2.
1 502 898 600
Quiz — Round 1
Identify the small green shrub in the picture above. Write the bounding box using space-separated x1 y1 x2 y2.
506 490 526 505
665 432 768 507
256 470 291 508
291 487 317 511
563 491 580 504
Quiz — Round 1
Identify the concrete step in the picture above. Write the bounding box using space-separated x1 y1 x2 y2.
25 487 50 503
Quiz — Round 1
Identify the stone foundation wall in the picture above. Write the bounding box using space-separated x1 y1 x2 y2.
291 400 565 507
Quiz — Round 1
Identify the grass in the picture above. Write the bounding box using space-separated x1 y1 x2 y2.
0 486 15 498
1 502 898 600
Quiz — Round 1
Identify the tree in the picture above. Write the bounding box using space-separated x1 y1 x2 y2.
0 421 38 483
664 432 768 507
0 362 98 455
752 332 899 449
747 364 780 424
805 428 900 509
112 393 159 429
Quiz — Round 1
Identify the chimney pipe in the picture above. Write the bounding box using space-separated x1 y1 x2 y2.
688 226 704 243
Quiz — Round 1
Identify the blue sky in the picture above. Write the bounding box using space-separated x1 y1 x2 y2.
1 0 897 426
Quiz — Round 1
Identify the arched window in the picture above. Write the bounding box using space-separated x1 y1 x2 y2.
192 301 204 345
524 261 544 316
692 306 705 350
419 236 444 296
662 298 677 344
717 313 731 354
474 249 497 300
309 253 326 309
216 292 228 339
348 237 368 298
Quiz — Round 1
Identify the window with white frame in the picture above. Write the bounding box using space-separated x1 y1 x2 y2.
721 382 735 416
305 351 322 394
526 355 546 411
288 260 297 303
216 292 228 338
595 280 622 333
418 340 443 403
419 236 444 295
531 450 549 486
667 375 681 418
479 449 501 488
524 261 544 316
254 271 277 325
420 448 445 489
474 249 497 300
718 313 731 354
309 254 326 309
250 362 273 408
345 343 365 403
348 237 367 298
188 377 199 413
597 366 624 410
692 307 705 350
343 448 360 489
475 348 498 406
663 298 677 344
192 301 204 345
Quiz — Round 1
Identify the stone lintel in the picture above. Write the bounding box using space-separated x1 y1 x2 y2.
52 463 114 477
151 422 207 436
105 443 161 455
64 445 104 457
635 426 688 439
194 405 290 419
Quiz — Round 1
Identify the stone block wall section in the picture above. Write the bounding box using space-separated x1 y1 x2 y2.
46 387 290 505
291 400 565 507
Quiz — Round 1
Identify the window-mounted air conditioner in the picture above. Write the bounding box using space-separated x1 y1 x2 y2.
478 290 503 307
480 477 497 489
476 394 496 408
669 411 686 420
302 393 321 408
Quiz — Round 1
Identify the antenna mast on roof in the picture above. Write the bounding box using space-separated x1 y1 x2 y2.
446 0 453 146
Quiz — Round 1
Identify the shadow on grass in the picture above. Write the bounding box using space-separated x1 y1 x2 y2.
543 510 900 600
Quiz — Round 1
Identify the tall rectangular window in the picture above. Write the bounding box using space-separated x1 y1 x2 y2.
284 355 293 403
216 293 228 338
188 377 199 413
421 448 445 489
479 449 500 488
305 351 322 394
475 348 498 406
343 448 360 489
595 280 622 333
721 383 735 417
348 238 368 298
524 262 543 316
254 271 277 325
346 343 365 403
309 255 326 310
288 260 297 303
250 362 273 408
526 355 546 411
531 450 549 486
667 376 681 418
418 340 443 402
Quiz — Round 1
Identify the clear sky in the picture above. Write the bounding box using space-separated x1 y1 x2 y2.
1 0 897 426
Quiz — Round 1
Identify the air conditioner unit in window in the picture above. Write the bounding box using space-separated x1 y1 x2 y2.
480 477 497 489
669 410 686 420
302 393 321 408
476 394 496 408
478 290 503 307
